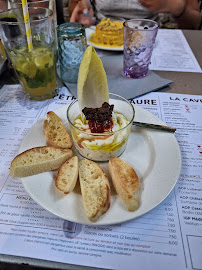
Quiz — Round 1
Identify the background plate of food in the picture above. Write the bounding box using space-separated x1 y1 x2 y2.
86 18 124 51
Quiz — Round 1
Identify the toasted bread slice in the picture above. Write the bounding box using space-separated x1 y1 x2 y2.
108 157 141 211
56 156 79 194
10 146 73 178
79 159 111 222
44 111 72 149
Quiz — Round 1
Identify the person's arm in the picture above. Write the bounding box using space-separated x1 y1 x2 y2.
68 0 95 25
139 0 201 29
68 0 80 17
174 0 201 30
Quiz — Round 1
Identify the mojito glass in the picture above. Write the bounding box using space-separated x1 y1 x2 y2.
0 7 57 100
123 19 158 79
9 0 58 35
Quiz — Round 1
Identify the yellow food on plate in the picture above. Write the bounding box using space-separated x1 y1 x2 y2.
89 18 123 47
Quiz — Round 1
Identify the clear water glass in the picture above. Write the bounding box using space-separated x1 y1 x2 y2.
57 23 87 84
123 19 158 79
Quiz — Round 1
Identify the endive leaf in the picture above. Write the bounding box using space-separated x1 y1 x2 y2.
77 45 109 115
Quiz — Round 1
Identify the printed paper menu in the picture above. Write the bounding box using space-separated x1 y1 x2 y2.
0 85 201 270
149 29 202 73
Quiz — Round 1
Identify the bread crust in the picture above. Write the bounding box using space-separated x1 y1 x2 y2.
44 111 72 149
108 157 141 211
79 159 111 222
56 156 79 194
10 146 73 178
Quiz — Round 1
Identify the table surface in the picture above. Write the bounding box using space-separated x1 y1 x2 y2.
0 29 201 270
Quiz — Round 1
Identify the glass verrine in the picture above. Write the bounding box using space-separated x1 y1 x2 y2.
123 19 158 79
0 7 57 100
67 93 135 162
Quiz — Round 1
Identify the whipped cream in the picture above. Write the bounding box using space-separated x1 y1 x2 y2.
74 111 129 149
70 111 131 161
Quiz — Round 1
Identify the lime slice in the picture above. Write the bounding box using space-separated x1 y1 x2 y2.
15 47 27 54
77 45 109 114
16 58 37 78
35 52 53 69
31 47 46 56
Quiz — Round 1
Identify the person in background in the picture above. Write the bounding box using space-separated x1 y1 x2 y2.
68 0 201 30
0 0 7 10
68 0 157 26
139 0 201 29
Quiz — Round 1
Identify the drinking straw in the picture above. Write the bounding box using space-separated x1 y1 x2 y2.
21 0 33 51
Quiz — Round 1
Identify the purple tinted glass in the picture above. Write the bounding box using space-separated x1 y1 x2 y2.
123 19 158 79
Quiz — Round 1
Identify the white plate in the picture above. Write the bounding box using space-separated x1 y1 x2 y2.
85 26 123 51
20 104 181 225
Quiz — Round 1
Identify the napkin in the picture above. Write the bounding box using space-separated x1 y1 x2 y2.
64 54 172 99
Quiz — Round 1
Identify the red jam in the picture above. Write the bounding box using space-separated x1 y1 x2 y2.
88 118 113 133
82 102 114 133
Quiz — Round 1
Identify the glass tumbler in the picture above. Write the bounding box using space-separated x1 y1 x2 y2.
123 19 158 79
57 22 87 84
0 7 57 100
9 0 58 39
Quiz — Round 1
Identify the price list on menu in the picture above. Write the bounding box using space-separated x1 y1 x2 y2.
0 85 201 270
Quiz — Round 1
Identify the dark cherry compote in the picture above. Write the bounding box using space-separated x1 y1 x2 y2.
82 102 114 133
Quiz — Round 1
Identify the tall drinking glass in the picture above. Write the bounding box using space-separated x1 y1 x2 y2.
9 0 57 31
0 7 57 100
123 19 158 79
